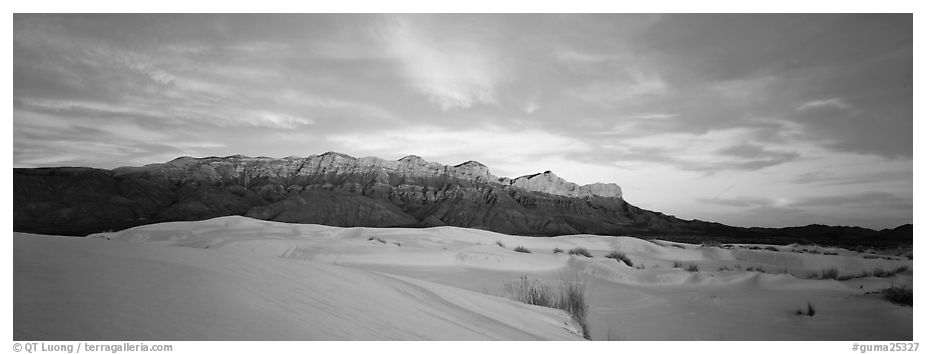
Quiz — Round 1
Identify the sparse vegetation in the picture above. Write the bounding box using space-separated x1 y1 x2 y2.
553 248 564 254
831 266 910 281
871 267 886 278
672 261 699 272
368 236 386 243
513 246 532 253
605 251 633 267
504 275 590 340
505 276 555 307
820 267 840 280
568 247 592 258
764 246 779 252
883 285 913 306
496 241 506 248
718 265 732 271
746 265 766 273
796 302 816 316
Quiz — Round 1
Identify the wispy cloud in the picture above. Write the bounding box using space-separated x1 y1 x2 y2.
567 70 668 107
327 125 592 165
798 97 850 111
594 127 805 173
382 16 503 111
791 191 911 209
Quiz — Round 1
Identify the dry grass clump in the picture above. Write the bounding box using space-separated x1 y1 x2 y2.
513 246 532 253
605 251 633 267
883 285 912 306
504 275 590 340
568 247 593 258
796 302 816 316
673 261 699 272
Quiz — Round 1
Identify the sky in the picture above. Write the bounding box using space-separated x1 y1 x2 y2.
12 14 913 229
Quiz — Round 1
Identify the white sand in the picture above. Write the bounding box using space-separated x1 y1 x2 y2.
15 216 913 340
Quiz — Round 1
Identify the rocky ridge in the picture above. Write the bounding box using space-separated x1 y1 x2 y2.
12 152 911 247
116 152 621 199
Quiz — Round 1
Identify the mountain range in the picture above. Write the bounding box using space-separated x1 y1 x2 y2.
13 152 911 247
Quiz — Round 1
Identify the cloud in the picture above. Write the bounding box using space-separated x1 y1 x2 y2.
710 76 778 101
697 195 777 208
592 127 804 173
252 111 314 129
567 70 668 107
791 191 911 209
798 97 850 111
327 125 592 167
790 169 912 186
382 16 503 111
698 191 910 211
524 100 540 114
554 49 625 65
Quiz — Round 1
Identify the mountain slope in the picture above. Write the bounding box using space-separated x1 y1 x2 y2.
12 152 911 247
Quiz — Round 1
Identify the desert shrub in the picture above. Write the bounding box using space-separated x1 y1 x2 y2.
635 264 646 270
368 236 386 243
496 241 506 248
605 251 633 267
504 275 590 340
513 246 532 253
553 248 564 254
764 246 779 252
820 267 840 280
796 302 816 316
685 264 700 272
672 261 684 268
837 273 861 281
823 251 838 256
809 249 821 254
718 265 732 271
558 276 590 340
504 276 556 308
883 285 913 306
746 265 766 273
871 268 886 277
568 247 592 258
